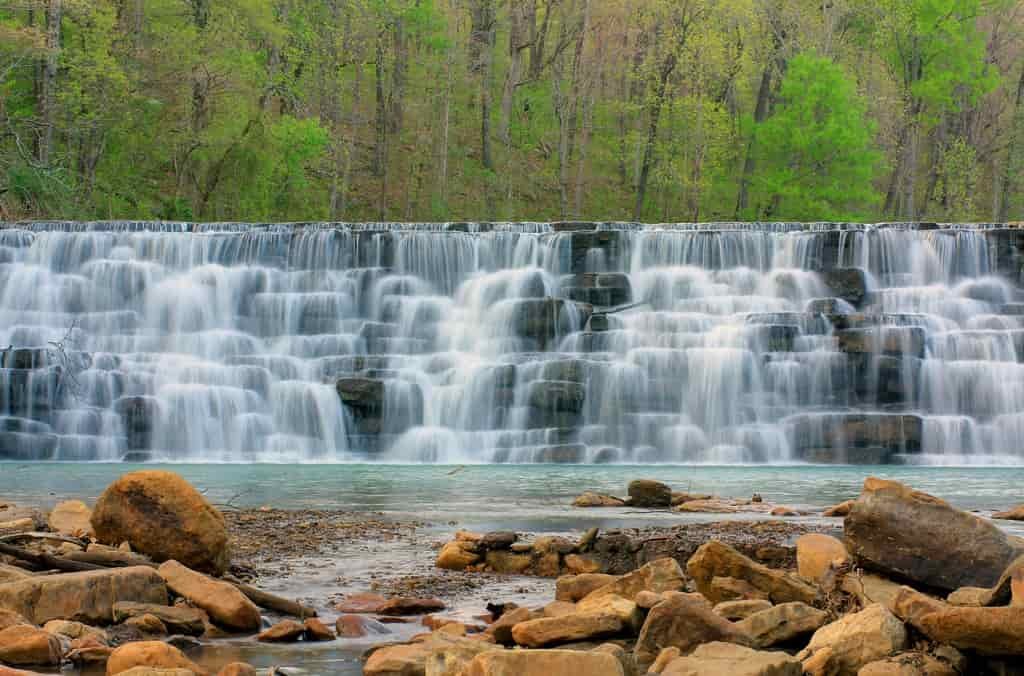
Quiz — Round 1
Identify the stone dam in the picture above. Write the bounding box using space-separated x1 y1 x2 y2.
1 220 1023 464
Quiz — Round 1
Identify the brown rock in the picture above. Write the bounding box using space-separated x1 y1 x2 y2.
125 614 168 636
712 599 773 621
660 641 802 676
844 477 1023 592
0 566 166 625
564 554 601 574
573 492 626 508
823 500 854 517
481 532 518 549
105 641 205 676
628 479 672 508
303 617 335 641
541 601 576 618
584 558 685 603
556 573 619 602
66 636 113 666
0 667 50 676
577 594 641 631
335 592 387 613
797 604 907 676
840 572 904 609
0 519 34 535
465 649 625 676
891 586 1024 656
649 647 681 674
365 634 494 676
994 504 1024 521
42 619 107 642
91 470 230 575
436 541 479 571
796 533 850 584
0 625 62 666
687 541 817 605
335 614 388 638
378 597 445 616
47 500 93 537
0 565 30 585
511 612 622 647
735 602 828 648
156 561 260 631
424 636 503 676
636 591 664 609
0 610 29 633
257 619 305 643
708 576 770 602
770 506 798 517
112 669 197 676
216 664 258 676
635 592 752 668
484 550 532 574
858 652 959 676
112 603 205 636
484 607 533 643
947 587 991 606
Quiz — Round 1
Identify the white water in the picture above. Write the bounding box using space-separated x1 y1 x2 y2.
0 221 1021 464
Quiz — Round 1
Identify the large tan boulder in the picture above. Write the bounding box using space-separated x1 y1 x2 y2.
0 610 28 632
583 558 685 603
796 533 849 583
0 566 166 625
573 492 626 508
712 599 772 621
556 573 619 602
424 638 503 676
660 642 801 676
797 604 907 676
735 602 828 648
484 607 534 643
91 470 230 575
0 565 30 585
576 594 642 630
844 478 1023 592
364 634 496 676
47 500 93 537
42 619 107 642
465 649 625 676
216 664 258 676
114 669 196 676
510 611 622 647
857 652 960 676
687 541 817 604
0 624 62 665
635 593 752 669
156 561 260 631
105 641 205 676
435 541 479 571
891 586 1024 656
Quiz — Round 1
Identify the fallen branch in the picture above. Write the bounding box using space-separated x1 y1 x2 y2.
0 532 87 547
63 549 156 569
0 542 104 573
224 574 317 618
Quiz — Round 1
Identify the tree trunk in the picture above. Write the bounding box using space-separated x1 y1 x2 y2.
499 2 527 146
528 0 552 81
388 18 406 135
734 61 773 218
374 27 388 217
37 0 61 166
634 52 676 221
469 0 496 171
998 62 1024 222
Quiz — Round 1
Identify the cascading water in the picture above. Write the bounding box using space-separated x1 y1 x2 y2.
1 220 1023 464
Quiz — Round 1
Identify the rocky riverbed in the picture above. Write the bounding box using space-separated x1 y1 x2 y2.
4 470 1024 675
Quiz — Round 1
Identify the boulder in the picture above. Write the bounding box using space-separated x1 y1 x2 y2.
105 641 205 676
257 619 305 643
735 602 828 648
564 554 602 574
796 533 850 583
510 612 622 647
660 642 802 676
541 601 576 618
436 542 479 571
556 574 619 602
112 603 205 636
378 597 446 616
365 635 496 676
156 561 260 631
573 492 626 508
687 541 817 604
649 647 681 674
0 625 62 665
635 593 752 668
42 619 107 642
335 614 389 638
47 500 93 537
857 652 960 676
627 480 672 508
0 565 30 585
336 592 387 613
844 477 1024 591
0 566 166 625
424 638 503 676
484 550 532 574
797 604 907 676
484 607 533 644
480 532 518 549
464 649 625 676
303 617 335 641
840 572 904 609
712 600 773 621
217 665 258 676
110 669 196 676
0 610 29 632
994 505 1024 521
583 558 685 603
576 594 642 630
891 586 1024 656
91 470 230 575
823 500 854 517
708 577 770 602
636 591 664 609
124 614 168 636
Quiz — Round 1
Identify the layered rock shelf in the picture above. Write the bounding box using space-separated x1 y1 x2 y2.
1 221 1024 462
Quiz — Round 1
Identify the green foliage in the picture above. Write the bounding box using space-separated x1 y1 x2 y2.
753 53 881 221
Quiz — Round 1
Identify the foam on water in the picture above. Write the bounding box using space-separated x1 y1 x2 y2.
1 220 1022 463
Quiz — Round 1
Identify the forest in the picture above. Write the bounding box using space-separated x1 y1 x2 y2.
0 0 1023 224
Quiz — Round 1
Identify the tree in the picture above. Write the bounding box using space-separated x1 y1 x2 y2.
753 52 880 220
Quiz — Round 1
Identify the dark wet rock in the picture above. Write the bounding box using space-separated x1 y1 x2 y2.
377 597 446 616
480 532 518 550
824 267 869 307
687 541 817 605
635 592 752 668
627 479 672 508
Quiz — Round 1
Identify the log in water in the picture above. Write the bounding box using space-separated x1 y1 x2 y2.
0 220 1022 464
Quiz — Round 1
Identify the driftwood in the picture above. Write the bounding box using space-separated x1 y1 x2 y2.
0 542 103 573
0 531 87 547
224 574 317 618
64 549 156 568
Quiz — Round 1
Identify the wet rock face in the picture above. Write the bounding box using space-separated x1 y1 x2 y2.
113 396 159 451
824 267 869 307
335 377 423 435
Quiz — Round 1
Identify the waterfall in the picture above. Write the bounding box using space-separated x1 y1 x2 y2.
1 220 1023 464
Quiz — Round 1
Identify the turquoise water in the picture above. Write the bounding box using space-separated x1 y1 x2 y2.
3 464 1023 527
